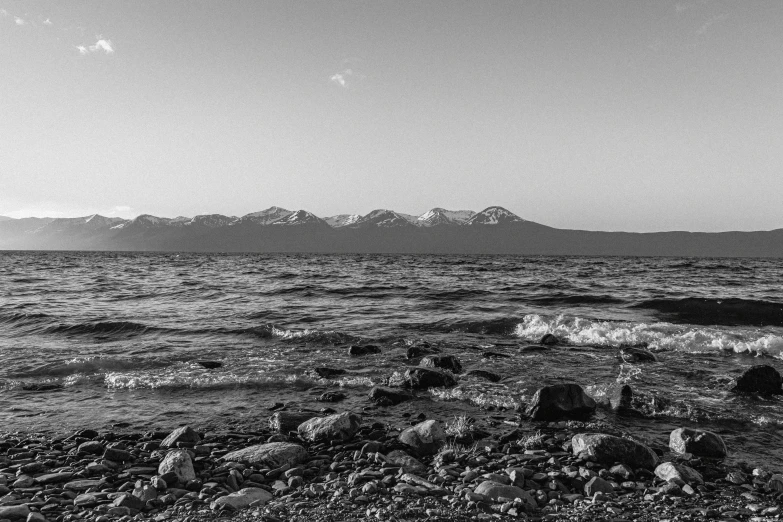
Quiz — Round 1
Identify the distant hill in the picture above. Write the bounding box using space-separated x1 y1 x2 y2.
1 206 781 257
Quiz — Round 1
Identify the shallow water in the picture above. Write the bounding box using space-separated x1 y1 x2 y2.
1 252 782 469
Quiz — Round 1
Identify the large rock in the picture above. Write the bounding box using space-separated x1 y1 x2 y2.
211 487 272 510
348 344 381 356
0 505 29 520
474 481 536 508
384 450 428 474
368 386 414 406
160 426 201 448
540 333 560 345
731 365 782 395
157 450 196 483
403 367 457 389
571 433 658 470
669 428 727 458
420 355 462 374
269 411 317 434
34 472 74 484
297 412 362 442
398 420 446 456
222 442 307 468
655 462 704 485
525 383 596 421
620 345 658 363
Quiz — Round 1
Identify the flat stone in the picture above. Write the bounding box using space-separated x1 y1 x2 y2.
211 487 272 510
298 412 361 442
572 433 658 469
160 426 201 448
64 479 107 491
0 505 30 520
222 442 308 468
34 472 74 484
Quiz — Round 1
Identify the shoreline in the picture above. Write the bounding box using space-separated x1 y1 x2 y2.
2 410 782 522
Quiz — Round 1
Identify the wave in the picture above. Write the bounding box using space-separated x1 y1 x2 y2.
522 294 626 306
13 356 174 377
104 371 320 391
514 314 783 357
633 297 783 327
411 317 521 336
43 321 155 337
0 311 51 327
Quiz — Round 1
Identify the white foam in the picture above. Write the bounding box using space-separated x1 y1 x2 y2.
514 314 783 357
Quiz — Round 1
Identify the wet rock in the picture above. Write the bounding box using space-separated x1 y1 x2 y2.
269 411 317 434
731 365 782 395
222 442 308 468
21 382 63 391
368 386 415 406
406 346 433 359
540 333 560 345
0 505 30 520
211 487 273 510
403 367 457 389
158 449 197 483
620 345 658 363
419 354 462 374
474 481 536 507
572 433 658 469
311 367 346 378
518 345 548 353
348 344 381 356
103 446 131 462
524 383 596 421
385 450 428 474
399 420 446 456
600 384 639 416
298 412 362 442
160 426 201 448
317 391 346 402
655 462 704 485
77 440 105 454
465 369 501 382
669 427 727 458
196 360 222 369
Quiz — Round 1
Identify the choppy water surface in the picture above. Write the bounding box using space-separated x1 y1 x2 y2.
1 252 782 468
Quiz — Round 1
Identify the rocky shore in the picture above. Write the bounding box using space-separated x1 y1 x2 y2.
3 356 783 522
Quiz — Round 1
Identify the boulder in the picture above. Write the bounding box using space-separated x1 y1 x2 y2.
196 360 222 369
474 481 536 508
669 428 727 458
211 487 272 510
77 441 105 455
269 411 317 434
368 386 414 406
465 369 501 382
620 345 658 363
384 450 428 474
160 426 201 448
310 367 346 378
731 365 782 395
655 462 704 485
157 450 196 483
571 433 658 470
317 391 346 402
398 420 446 456
540 333 560 345
348 344 381 356
222 442 307 468
298 412 362 442
524 383 596 421
403 367 457 389
0 505 29 521
420 355 462 374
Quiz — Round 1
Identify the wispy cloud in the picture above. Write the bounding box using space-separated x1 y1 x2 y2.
330 67 365 89
0 9 8 17
697 13 728 35
107 205 133 217
14 16 25 26
77 37 115 55
43 18 52 26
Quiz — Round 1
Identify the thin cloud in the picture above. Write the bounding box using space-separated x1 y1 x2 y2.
0 9 8 17
330 68 365 89
697 13 728 35
14 16 25 25
77 37 115 55
43 18 52 26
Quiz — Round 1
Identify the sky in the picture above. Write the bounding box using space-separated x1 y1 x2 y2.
1 0 782 232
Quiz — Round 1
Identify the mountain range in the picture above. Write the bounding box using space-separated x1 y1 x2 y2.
1 206 781 257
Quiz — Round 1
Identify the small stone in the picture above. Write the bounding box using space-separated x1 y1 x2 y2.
584 476 614 496
160 426 201 448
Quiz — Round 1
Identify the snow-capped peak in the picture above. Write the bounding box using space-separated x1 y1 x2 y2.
417 208 476 226
272 210 325 226
241 207 294 225
352 209 415 228
324 214 361 227
466 206 524 225
188 214 238 227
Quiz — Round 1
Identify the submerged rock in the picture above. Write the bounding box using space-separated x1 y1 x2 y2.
465 369 501 382
669 427 727 458
196 360 222 369
419 354 462 374
572 433 658 470
348 344 381 356
368 386 415 406
540 333 560 345
518 345 548 353
731 365 782 395
298 412 362 442
524 383 596 421
399 419 446 456
222 442 307 468
310 367 347 378
620 345 658 363
406 345 433 359
317 391 346 402
403 367 457 389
